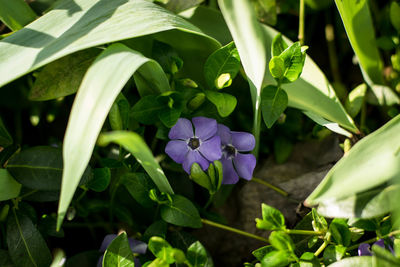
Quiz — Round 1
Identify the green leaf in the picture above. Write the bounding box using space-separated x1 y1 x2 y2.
122 172 156 208
50 249 66 267
148 236 175 264
103 232 135 267
98 131 173 194
147 258 169 267
7 209 52 267
160 194 202 228
109 93 130 131
299 252 320 267
0 117 13 147
256 203 286 231
204 42 240 90
345 83 367 118
58 43 173 229
133 60 171 97
279 42 306 83
209 160 223 193
269 56 285 79
261 85 288 128
303 111 353 137
131 95 164 125
329 219 351 247
0 249 14 267
190 163 213 191
273 136 293 164
0 169 21 201
327 256 373 267
0 0 36 31
252 246 275 261
0 0 220 88
87 168 111 192
371 244 400 266
252 0 277 26
323 245 346 266
157 92 184 128
366 85 400 106
29 49 100 101
7 146 91 191
143 220 168 243
271 33 288 57
152 41 183 75
311 208 328 232
163 0 204 13
306 115 400 206
187 241 208 267
390 2 400 33
205 90 237 117
268 231 295 252
261 250 291 267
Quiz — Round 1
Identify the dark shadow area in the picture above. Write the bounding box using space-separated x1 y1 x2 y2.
2 28 55 48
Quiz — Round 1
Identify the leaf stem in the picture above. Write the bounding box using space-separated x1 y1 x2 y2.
252 177 288 197
314 234 331 257
201 218 269 243
346 229 400 251
298 0 305 45
286 229 324 235
204 193 215 209
18 189 39 199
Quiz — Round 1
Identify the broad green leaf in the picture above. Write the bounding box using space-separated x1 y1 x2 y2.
109 93 130 131
252 246 275 261
271 33 288 58
187 241 208 267
391 2 400 33
323 245 346 266
29 49 100 101
317 184 400 219
133 61 171 97
255 203 286 231
58 44 172 229
204 90 237 117
306 115 400 206
0 250 14 267
152 40 183 75
334 0 397 105
204 42 240 90
0 0 220 88
143 220 168 242
190 163 213 191
345 83 367 118
98 131 173 194
279 42 306 83
0 169 21 201
131 95 164 125
0 0 37 31
160 194 202 228
148 236 175 264
7 209 52 267
328 256 373 267
7 146 91 191
299 252 320 267
147 258 169 267
303 111 353 137
269 56 285 79
103 232 135 267
122 172 156 208
261 85 288 128
261 250 291 267
157 92 184 128
87 168 111 192
269 231 295 252
329 219 351 247
0 117 13 147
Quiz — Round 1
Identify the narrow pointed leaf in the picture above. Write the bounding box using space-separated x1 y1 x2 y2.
58 43 171 229
304 111 352 137
0 0 37 31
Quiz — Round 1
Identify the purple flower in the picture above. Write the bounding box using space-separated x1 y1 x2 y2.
358 239 394 256
165 117 222 174
97 234 147 267
217 124 256 184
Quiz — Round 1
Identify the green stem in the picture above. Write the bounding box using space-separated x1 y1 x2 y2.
298 0 305 45
201 218 269 243
18 189 39 199
252 177 289 197
252 96 262 159
286 229 324 236
314 234 331 257
360 97 367 133
204 193 214 209
346 230 400 251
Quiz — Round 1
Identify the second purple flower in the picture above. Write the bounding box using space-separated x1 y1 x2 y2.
165 117 222 174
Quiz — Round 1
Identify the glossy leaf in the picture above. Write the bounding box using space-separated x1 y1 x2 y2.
58 43 172 229
306 115 400 205
279 42 306 83
50 249 66 267
87 168 111 192
204 42 240 90
98 131 173 195
252 246 274 261
143 221 168 242
261 85 288 128
311 209 328 232
103 232 135 267
187 241 208 267
0 117 13 147
7 146 91 191
148 236 175 264
205 90 237 117
160 194 202 228
345 83 367 118
190 163 213 192
0 0 36 31
122 172 156 208
0 169 21 201
269 231 295 252
109 94 130 131
29 49 100 101
256 203 286 231
0 0 220 88
269 56 285 79
7 209 52 267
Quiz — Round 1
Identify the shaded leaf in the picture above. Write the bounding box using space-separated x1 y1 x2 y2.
0 169 21 201
87 168 111 192
122 172 156 208
261 85 288 128
390 1 400 33
160 194 202 228
345 83 367 118
0 0 36 31
131 95 163 125
323 245 346 265
0 116 13 147
205 90 237 117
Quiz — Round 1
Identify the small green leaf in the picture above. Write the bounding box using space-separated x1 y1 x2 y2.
148 236 175 264
204 42 240 90
187 93 206 110
329 219 351 247
299 252 320 267
160 194 202 228
131 95 164 125
323 245 346 265
190 163 213 191
147 258 169 267
0 117 12 147
0 169 21 201
122 172 156 208
261 85 288 128
269 231 295 252
7 209 52 267
269 56 285 79
209 160 223 192
252 246 275 261
311 209 328 232
87 168 111 192
261 250 292 267
345 83 367 118
143 221 168 243
271 33 288 57
279 42 306 83
103 232 135 267
187 241 208 267
256 203 286 231
0 0 36 31
390 1 400 33
205 90 237 117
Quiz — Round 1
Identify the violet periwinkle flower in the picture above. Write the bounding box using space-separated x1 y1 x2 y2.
165 117 222 174
217 124 256 184
97 234 147 267
358 239 394 256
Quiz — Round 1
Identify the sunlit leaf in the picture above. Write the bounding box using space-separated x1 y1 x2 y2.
0 169 21 201
103 232 135 267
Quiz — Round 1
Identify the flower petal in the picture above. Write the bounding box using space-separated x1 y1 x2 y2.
217 124 232 145
221 158 239 184
233 153 256 180
168 118 193 140
199 135 222 161
165 140 188 164
358 243 372 256
182 150 209 174
231 131 255 151
192 117 217 140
